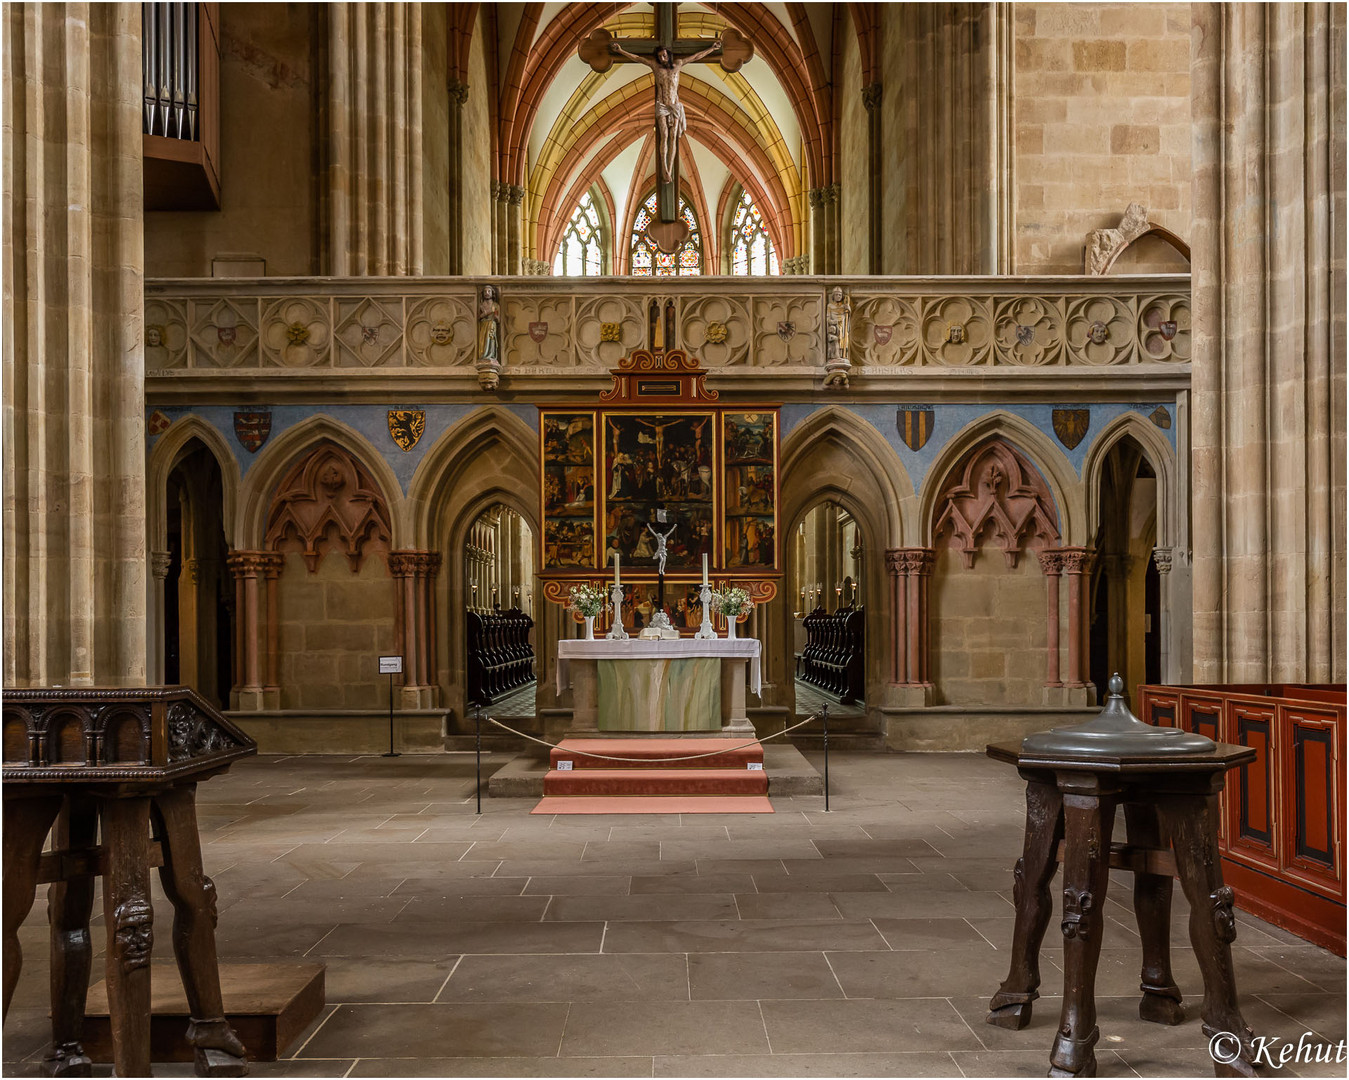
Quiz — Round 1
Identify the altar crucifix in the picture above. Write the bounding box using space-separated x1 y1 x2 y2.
579 3 753 252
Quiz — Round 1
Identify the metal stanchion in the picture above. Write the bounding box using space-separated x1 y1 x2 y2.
475 705 482 815
822 703 830 812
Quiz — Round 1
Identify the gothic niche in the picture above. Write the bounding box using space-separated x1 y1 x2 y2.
265 441 393 572
932 438 1060 568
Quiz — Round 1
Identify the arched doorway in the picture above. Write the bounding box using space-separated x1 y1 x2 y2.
164 440 232 708
790 498 866 720
1088 436 1159 701
463 504 538 718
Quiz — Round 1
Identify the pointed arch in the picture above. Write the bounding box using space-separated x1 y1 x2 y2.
919 411 1082 548
780 406 914 549
408 405 540 549
1081 411 1177 549
146 415 241 550
238 416 405 551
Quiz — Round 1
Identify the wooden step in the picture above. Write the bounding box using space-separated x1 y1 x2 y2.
544 766 767 797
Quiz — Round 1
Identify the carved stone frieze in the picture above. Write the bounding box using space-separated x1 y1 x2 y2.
933 439 1061 569
261 297 330 367
335 296 404 367
264 442 392 571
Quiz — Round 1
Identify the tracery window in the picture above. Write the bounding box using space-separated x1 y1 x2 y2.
729 188 778 275
630 191 702 276
553 191 606 276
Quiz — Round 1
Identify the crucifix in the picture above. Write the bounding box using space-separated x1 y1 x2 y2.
579 3 753 251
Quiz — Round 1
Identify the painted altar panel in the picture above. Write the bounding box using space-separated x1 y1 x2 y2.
723 411 778 570
601 411 717 574
541 412 597 569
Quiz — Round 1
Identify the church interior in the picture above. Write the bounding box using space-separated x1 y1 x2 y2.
2 1 1347 1076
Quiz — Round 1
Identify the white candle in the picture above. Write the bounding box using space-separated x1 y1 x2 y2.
702 554 709 587
614 551 621 587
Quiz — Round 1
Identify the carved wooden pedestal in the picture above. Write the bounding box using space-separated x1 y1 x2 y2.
984 739 1259 1079
2 688 257 1078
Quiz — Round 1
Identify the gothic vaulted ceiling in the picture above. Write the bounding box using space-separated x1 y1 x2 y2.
485 2 839 270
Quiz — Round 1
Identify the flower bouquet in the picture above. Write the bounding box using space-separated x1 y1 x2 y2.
568 582 609 639
711 586 752 640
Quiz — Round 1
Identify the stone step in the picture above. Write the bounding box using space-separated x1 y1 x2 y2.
543 766 768 797
550 737 762 771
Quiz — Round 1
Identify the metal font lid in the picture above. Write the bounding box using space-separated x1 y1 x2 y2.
1020 673 1217 759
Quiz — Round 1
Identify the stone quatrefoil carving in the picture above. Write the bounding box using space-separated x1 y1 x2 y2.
265 441 392 572
932 438 1061 569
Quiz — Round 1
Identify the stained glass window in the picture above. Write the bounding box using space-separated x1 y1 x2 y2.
630 190 702 276
729 188 778 275
553 191 605 276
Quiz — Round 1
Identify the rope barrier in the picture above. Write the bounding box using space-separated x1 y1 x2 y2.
483 712 822 763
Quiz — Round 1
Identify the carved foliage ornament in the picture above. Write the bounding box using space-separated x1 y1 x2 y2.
265 441 393 572
933 438 1061 569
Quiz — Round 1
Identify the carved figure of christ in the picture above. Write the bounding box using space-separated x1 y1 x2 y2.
608 39 722 186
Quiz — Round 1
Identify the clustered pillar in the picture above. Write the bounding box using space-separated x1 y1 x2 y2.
389 552 441 709
226 552 284 710
1039 547 1092 693
884 548 935 687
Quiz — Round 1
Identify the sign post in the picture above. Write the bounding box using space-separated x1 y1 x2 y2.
378 656 403 757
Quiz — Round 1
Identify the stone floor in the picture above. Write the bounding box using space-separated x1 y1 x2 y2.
4 751 1345 1078
791 680 866 721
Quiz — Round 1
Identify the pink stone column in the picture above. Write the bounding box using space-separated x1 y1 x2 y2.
402 567 419 685
885 550 906 684
1061 548 1090 687
263 554 284 692
912 549 935 686
1039 550 1064 687
242 563 261 691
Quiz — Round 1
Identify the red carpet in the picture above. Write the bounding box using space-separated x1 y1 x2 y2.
532 737 773 815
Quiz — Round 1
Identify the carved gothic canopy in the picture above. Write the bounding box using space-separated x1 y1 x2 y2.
265 441 392 571
932 438 1061 568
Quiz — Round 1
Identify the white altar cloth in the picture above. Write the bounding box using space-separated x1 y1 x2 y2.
556 638 762 697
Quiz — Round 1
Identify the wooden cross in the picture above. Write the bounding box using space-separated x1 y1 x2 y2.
579 2 752 250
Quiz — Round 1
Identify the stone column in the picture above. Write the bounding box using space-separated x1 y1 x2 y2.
1152 548 1174 684
885 550 906 684
322 2 424 275
506 184 526 276
862 83 884 274
226 552 270 710
1060 548 1091 688
891 549 935 687
446 78 469 275
808 184 841 274
1191 3 1346 682
149 552 173 685
180 558 202 690
390 551 441 709
1039 550 1064 687
262 554 284 708
3 4 146 688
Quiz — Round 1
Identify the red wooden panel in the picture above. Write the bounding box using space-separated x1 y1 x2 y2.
1279 706 1343 900
1180 693 1223 743
1139 687 1178 729
1225 705 1278 871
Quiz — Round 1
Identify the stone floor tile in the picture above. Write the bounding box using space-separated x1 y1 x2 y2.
493 858 698 878
629 872 757 894
296 1002 570 1058
320 957 459 1003
831 888 1014 920
348 1056 655 1077
602 919 889 954
952 1049 1138 1077
734 892 842 920
812 838 944 860
761 998 984 1054
751 872 888 893
522 875 632 895
439 953 688 1003
545 893 738 922
661 1051 963 1076
687 950 843 1000
561 1000 770 1056
581 839 662 860
393 894 551 922
460 840 590 861
312 919 604 957
390 875 531 897
865 916 999 951
827 948 1000 998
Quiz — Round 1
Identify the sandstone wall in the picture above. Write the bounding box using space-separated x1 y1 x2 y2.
1013 2 1192 273
144 4 317 277
930 549 1048 706
421 3 450 274
462 7 493 275
277 552 397 710
838 7 867 275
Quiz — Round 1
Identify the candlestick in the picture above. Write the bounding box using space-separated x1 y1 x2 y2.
605 581 629 640
695 583 716 639
702 554 709 587
614 551 621 587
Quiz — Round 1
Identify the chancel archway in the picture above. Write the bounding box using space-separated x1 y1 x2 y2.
463 504 539 718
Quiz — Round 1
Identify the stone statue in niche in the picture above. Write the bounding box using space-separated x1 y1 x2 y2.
824 285 852 389
476 284 502 390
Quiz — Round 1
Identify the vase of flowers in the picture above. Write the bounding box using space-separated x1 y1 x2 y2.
711 586 751 640
568 582 609 640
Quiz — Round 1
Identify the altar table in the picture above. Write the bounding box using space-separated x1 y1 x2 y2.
556 639 761 734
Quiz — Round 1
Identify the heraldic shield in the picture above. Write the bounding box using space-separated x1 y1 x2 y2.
388 409 425 451
898 408 935 451
233 411 272 453
1052 408 1090 450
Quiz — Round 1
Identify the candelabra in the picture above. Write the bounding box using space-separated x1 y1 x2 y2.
605 582 629 639
695 584 716 639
